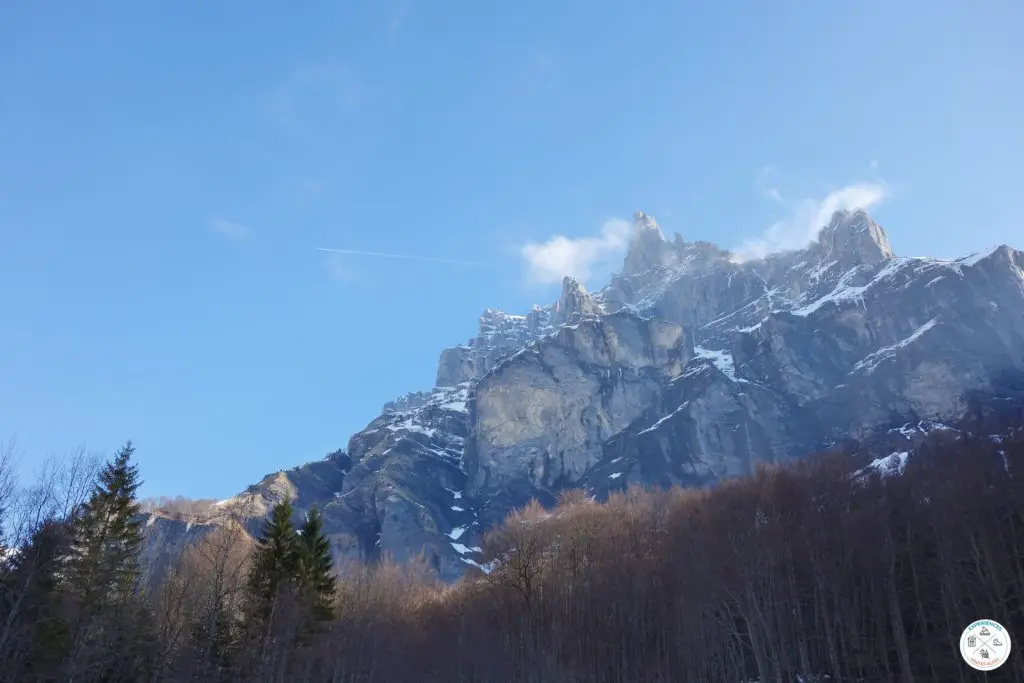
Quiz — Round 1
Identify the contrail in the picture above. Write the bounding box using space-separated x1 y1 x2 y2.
314 247 482 266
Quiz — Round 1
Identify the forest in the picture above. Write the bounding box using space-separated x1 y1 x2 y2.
0 422 1021 683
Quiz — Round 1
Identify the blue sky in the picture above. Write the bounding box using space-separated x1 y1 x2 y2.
2 1 1021 499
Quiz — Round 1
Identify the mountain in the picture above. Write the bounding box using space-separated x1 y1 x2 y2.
149 209 1024 581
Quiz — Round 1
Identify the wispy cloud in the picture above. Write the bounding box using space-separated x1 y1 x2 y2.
323 252 358 283
755 165 784 204
314 247 482 266
733 181 888 261
267 64 362 129
209 218 250 240
521 218 631 285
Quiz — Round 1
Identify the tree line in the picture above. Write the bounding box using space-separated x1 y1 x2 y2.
0 441 334 682
0 422 1021 682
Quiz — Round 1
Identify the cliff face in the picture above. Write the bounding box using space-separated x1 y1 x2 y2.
145 209 1024 581
193 384 475 581
467 311 690 522
435 307 552 387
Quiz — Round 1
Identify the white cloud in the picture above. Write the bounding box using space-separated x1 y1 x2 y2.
521 218 631 285
733 182 887 261
755 165 784 204
209 218 250 240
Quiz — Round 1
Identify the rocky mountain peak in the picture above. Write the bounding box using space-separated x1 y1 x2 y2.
817 208 894 266
185 208 1024 585
552 276 602 326
633 210 663 235
435 306 553 388
623 210 676 276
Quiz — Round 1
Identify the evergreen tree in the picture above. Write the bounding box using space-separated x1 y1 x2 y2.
64 440 144 610
295 506 335 624
243 498 299 629
57 441 153 682
0 519 72 677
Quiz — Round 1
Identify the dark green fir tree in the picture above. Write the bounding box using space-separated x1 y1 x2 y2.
0 519 73 677
296 506 335 625
64 440 144 609
244 498 299 629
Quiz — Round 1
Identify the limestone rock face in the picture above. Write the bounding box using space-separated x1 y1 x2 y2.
197 385 477 581
139 514 219 587
585 234 1024 498
551 276 602 326
435 308 553 386
815 208 894 266
623 210 678 276
147 209 1024 582
466 312 690 516
435 346 475 388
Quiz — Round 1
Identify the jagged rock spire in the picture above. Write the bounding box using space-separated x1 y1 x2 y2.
552 276 602 326
623 210 676 276
817 208 894 265
633 210 662 234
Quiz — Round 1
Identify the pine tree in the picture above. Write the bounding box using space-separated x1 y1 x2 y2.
295 506 335 624
64 440 144 610
243 498 299 630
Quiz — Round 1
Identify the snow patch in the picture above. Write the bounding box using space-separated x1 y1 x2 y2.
693 346 741 381
608 472 623 480
736 318 767 333
957 245 1001 267
638 401 690 435
450 542 482 555
808 259 838 283
894 424 918 438
791 259 912 317
889 421 956 440
387 419 437 437
460 557 494 574
866 451 910 477
451 505 464 512
447 526 467 541
851 318 939 374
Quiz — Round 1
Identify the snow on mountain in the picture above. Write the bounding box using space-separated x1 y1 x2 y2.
146 209 1024 581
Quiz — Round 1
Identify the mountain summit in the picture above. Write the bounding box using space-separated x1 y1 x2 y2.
817 208 895 265
622 210 676 275
169 210 1024 581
